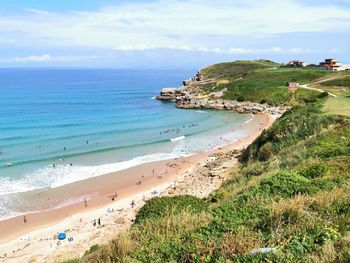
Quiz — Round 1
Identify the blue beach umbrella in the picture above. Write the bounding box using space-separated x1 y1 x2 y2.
58 232 67 240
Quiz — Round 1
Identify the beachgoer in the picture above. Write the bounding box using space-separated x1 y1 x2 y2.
86 140 89 144
64 147 66 151
93 219 96 226
23 216 27 224
136 180 142 185
152 169 155 175
70 163 73 166
131 200 135 207
52 163 56 168
97 218 101 226
84 199 87 208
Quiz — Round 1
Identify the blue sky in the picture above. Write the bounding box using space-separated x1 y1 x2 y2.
0 0 349 68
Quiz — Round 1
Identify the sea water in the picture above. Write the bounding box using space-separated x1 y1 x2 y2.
0 69 250 219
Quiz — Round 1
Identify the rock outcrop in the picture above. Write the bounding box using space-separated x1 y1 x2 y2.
183 71 202 86
175 94 286 115
156 71 289 115
156 87 184 101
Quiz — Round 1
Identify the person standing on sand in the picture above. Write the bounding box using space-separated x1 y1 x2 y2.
23 216 27 224
97 218 101 226
84 199 87 208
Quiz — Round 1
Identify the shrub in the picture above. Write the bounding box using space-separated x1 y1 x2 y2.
299 163 329 179
241 161 266 178
135 195 208 224
251 171 318 198
318 91 329 98
308 127 350 159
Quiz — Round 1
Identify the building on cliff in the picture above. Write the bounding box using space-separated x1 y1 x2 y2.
320 58 341 70
287 60 307 67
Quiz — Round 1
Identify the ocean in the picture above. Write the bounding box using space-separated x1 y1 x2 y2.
0 68 250 219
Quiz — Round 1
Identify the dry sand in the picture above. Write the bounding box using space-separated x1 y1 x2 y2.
0 113 277 263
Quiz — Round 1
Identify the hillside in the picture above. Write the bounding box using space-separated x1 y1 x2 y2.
65 61 350 263
186 60 346 106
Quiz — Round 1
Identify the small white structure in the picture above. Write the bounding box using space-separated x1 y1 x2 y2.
287 60 308 67
333 64 350 71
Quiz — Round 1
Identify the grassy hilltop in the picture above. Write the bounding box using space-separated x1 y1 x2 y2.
66 61 350 263
196 60 346 106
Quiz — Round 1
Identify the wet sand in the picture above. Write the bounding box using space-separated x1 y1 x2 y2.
0 113 277 263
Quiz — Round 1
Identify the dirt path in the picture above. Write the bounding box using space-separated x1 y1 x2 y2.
299 76 341 97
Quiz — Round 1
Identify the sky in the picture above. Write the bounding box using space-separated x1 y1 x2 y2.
0 0 349 69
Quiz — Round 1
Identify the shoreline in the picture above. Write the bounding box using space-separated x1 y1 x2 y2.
0 113 277 263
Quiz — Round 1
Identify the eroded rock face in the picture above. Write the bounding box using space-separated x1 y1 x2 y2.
156 87 185 100
174 90 287 115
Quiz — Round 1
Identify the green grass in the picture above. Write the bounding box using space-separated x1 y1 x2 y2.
135 195 208 224
320 75 350 87
324 96 350 117
221 68 334 105
200 60 278 80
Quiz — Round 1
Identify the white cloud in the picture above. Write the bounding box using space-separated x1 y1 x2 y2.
25 8 50 15
0 0 349 51
267 47 283 53
228 48 256 54
114 44 193 51
0 54 98 63
114 45 322 54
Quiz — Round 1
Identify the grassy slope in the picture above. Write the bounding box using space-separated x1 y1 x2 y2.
66 62 350 263
200 60 344 106
320 75 350 117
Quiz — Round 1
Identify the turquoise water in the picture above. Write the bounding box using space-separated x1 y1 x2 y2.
0 69 250 219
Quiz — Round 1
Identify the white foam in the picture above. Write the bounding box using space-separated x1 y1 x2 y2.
54 193 97 210
0 151 188 197
245 118 253 124
170 135 185 142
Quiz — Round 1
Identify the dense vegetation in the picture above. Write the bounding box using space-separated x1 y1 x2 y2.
65 61 350 263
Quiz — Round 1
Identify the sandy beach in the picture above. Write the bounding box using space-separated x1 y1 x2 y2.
0 113 277 263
